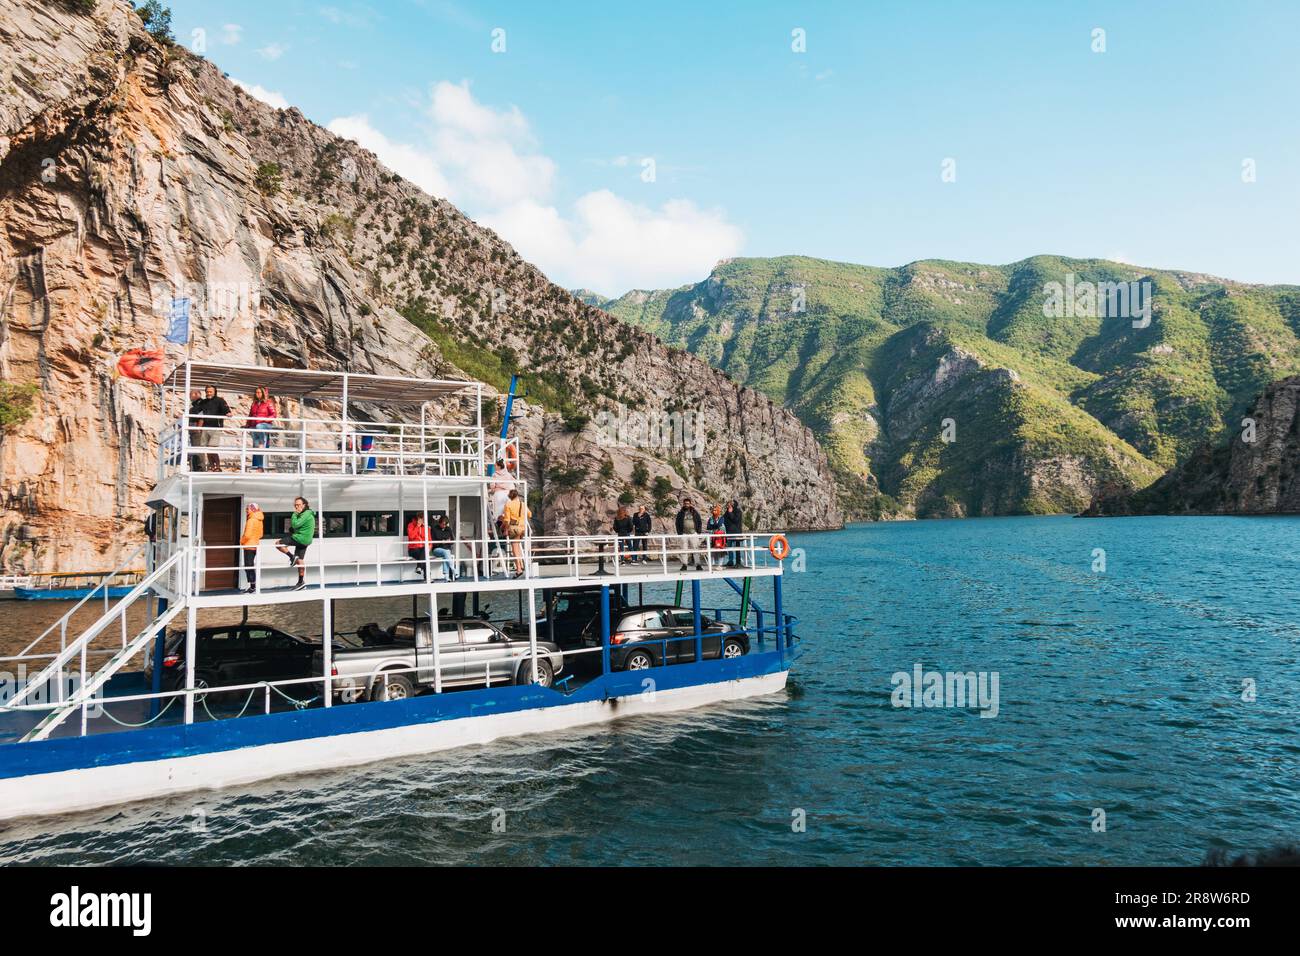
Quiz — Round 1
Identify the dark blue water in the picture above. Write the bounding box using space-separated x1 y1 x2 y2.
2 515 1297 865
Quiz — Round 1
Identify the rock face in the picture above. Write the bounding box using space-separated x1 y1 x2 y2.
0 0 840 572
1082 376 1300 516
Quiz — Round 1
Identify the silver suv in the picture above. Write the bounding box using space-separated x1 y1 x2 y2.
318 617 565 702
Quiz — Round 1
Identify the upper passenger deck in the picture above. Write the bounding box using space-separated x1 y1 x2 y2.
158 362 512 483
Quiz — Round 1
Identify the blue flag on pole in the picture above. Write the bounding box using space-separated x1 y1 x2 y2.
165 297 190 345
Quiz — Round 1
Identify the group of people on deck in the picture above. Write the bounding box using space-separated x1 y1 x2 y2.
611 497 747 570
187 386 276 472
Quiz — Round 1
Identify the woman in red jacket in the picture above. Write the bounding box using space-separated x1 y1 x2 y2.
407 513 429 579
245 387 277 472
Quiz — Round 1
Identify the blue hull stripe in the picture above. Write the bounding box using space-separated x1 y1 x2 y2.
14 587 136 601
0 651 788 782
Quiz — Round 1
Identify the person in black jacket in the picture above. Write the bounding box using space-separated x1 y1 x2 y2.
196 386 231 472
429 514 457 580
187 389 206 471
674 498 705 571
723 499 744 567
631 505 652 564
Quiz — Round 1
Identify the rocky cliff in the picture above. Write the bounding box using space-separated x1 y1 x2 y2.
1082 375 1300 516
0 0 840 572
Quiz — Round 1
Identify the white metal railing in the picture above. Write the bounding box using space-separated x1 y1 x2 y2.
183 532 780 597
4 548 190 718
13 544 151 669
165 413 487 479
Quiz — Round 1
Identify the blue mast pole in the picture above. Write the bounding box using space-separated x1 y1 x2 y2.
487 374 519 478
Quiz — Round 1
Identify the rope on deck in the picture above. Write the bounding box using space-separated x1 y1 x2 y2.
269 683 320 710
99 694 179 728
201 687 257 722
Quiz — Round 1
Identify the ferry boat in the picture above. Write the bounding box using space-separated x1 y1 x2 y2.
0 363 797 821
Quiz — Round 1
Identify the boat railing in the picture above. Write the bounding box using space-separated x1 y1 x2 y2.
3 548 190 718
162 413 488 479
15 543 151 663
184 532 784 596
0 604 797 740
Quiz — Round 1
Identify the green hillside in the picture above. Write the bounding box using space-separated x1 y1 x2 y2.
597 255 1300 518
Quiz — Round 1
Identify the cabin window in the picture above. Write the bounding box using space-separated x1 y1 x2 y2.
322 511 352 538
261 513 294 538
356 511 399 537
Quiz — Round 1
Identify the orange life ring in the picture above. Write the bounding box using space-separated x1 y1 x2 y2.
503 443 518 473
768 534 790 560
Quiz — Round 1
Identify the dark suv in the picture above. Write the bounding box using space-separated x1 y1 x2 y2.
583 605 748 671
536 588 631 652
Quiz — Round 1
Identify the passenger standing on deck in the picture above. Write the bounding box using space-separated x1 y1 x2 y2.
245 387 276 472
502 488 531 578
706 504 727 566
723 499 744 568
675 498 705 571
276 496 315 591
489 461 513 555
406 513 429 579
197 386 230 472
631 505 652 564
612 506 634 564
187 389 206 471
430 514 457 580
240 503 263 593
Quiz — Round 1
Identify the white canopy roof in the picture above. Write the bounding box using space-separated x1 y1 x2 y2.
146 473 488 512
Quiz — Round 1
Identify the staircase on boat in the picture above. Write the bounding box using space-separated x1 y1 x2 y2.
7 547 190 742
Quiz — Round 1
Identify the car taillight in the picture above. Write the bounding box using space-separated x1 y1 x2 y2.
330 666 338 676
162 654 180 668
611 632 629 645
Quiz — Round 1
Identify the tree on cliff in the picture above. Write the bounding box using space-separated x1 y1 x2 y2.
134 1 174 44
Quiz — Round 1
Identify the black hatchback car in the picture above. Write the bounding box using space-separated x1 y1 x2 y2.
146 623 333 694
583 605 748 671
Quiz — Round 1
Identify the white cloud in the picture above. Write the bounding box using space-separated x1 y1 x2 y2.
221 23 243 45
483 192 743 294
327 81 743 293
326 114 452 198
232 79 289 111
257 42 288 61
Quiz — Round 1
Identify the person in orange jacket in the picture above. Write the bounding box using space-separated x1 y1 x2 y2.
240 502 264 593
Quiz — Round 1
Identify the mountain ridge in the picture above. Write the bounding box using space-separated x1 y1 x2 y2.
594 254 1300 518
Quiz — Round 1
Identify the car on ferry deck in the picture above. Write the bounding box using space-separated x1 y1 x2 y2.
583 605 748 671
146 623 343 696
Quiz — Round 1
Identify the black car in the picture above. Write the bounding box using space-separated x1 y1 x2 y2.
146 623 336 696
583 605 748 671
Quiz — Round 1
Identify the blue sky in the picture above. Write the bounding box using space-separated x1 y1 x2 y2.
170 0 1300 294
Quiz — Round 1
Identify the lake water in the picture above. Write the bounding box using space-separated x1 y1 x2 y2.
1 515 1297 865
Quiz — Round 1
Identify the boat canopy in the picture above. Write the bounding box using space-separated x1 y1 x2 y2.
163 362 475 404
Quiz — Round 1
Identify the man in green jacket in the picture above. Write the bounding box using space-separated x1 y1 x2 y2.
275 496 316 591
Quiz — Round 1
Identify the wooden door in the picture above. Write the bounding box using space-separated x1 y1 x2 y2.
202 496 241 591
